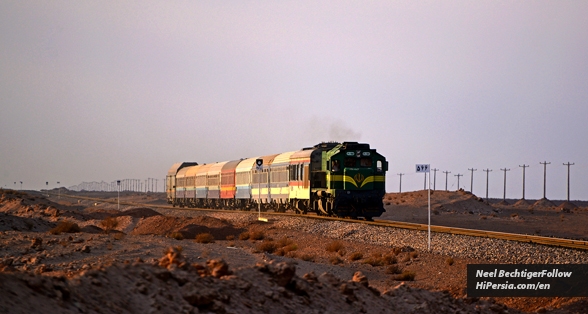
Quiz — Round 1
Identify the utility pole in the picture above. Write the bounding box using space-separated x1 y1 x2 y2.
432 168 439 190
483 169 492 200
540 161 550 199
500 168 510 201
454 174 463 190
397 173 404 193
423 173 427 190
443 171 451 191
117 180 121 210
519 164 529 200
563 162 575 202
468 168 477 193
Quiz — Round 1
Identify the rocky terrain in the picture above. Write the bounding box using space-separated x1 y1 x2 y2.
1 188 587 313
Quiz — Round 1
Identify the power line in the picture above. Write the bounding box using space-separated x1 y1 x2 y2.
443 171 451 191
483 169 492 200
540 161 551 199
563 162 575 202
431 168 439 190
519 164 529 200
500 168 511 201
468 168 477 193
454 173 463 191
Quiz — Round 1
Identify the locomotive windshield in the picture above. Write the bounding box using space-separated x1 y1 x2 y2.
342 157 373 168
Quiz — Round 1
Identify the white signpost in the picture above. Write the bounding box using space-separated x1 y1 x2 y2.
416 164 431 251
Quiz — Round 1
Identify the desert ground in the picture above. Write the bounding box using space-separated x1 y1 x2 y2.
1 188 587 313
381 189 588 240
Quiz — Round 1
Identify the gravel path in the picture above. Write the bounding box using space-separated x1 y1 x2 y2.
153 207 588 265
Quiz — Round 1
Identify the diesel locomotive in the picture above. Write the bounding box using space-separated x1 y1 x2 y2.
166 142 388 219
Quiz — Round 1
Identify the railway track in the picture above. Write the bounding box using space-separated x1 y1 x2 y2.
53 193 588 251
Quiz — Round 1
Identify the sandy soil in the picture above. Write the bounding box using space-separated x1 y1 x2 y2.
381 189 588 240
0 188 587 313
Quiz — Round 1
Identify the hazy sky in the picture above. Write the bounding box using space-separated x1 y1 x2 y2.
1 1 587 200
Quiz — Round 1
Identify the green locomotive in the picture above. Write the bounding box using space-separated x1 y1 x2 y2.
309 142 388 219
167 141 388 219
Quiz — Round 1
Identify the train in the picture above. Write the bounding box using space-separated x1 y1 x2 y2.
166 142 388 219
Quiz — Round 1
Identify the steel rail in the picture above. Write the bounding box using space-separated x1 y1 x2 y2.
51 193 588 251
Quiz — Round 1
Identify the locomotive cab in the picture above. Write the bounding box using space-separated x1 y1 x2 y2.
313 142 388 219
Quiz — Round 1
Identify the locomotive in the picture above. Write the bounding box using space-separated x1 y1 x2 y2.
166 142 388 219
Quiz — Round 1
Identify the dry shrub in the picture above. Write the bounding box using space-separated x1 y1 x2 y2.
364 252 397 266
49 220 80 235
168 232 184 240
392 247 402 255
195 233 215 244
226 235 235 241
511 213 519 218
300 254 315 262
239 232 250 240
256 241 277 253
409 251 418 259
249 230 265 241
277 236 294 247
100 216 118 233
275 243 298 256
385 265 401 275
159 246 186 269
446 257 454 266
363 253 385 267
329 256 343 265
395 270 416 281
326 240 345 253
383 254 397 265
349 252 363 261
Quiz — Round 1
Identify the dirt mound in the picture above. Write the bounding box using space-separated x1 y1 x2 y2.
118 207 162 219
131 216 244 240
78 208 121 220
532 198 556 209
0 259 516 314
557 201 578 213
79 225 104 234
513 199 531 207
0 213 55 233
386 190 494 215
